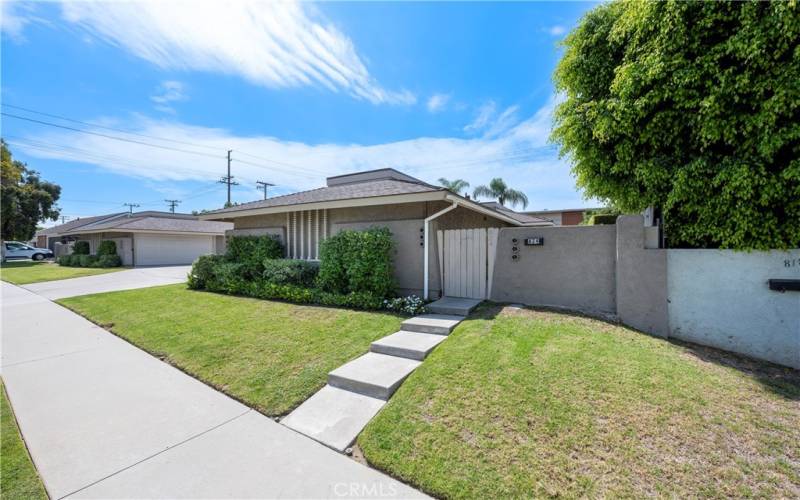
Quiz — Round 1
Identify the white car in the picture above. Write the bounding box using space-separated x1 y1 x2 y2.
3 241 55 261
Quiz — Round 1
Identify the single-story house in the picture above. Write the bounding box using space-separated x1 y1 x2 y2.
522 207 600 226
43 211 231 266
201 168 551 299
36 213 125 251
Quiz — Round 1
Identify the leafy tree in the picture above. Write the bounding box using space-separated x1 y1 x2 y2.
438 178 470 196
473 178 529 209
552 0 800 249
1 140 61 241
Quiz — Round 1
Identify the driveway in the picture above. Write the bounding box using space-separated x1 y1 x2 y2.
0 282 423 499
22 265 191 300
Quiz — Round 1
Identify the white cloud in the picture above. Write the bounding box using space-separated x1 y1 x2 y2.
463 101 520 138
463 100 497 134
150 80 188 113
426 93 450 113
548 25 566 36
14 95 590 210
1 1 44 42
59 0 415 105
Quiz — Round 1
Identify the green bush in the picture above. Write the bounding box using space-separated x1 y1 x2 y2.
317 227 396 298
73 241 90 255
77 254 98 267
262 259 319 287
187 255 226 290
57 254 74 266
97 240 117 256
96 254 122 267
589 214 618 225
225 235 284 278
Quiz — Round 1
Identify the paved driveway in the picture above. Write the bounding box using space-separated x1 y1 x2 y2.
22 265 191 300
1 282 423 499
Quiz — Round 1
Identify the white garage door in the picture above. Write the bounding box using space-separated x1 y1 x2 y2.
134 234 214 266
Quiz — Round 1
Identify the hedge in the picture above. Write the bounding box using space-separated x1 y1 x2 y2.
225 235 284 279
317 227 396 298
73 241 90 255
97 240 117 256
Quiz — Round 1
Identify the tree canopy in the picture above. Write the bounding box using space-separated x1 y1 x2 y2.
438 178 471 196
552 0 799 249
1 140 61 241
473 178 529 209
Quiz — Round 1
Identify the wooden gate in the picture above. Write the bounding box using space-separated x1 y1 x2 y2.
436 228 499 299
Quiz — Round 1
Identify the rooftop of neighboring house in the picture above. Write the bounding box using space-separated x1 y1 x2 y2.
202 168 552 226
41 211 231 236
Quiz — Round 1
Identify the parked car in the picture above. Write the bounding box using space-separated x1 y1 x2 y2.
2 241 55 261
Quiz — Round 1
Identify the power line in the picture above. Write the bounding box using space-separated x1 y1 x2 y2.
165 199 181 213
123 203 140 214
256 180 275 200
218 150 239 206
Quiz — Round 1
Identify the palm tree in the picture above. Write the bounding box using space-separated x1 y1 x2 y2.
438 178 471 196
472 178 529 209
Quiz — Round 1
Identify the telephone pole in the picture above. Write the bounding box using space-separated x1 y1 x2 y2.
256 181 275 200
165 199 181 213
60 215 71 224
123 203 140 215
218 149 239 207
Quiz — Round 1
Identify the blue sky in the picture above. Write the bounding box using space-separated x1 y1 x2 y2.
1 1 597 223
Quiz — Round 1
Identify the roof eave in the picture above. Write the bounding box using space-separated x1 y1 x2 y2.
199 190 448 220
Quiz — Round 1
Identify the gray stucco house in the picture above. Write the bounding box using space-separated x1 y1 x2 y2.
201 168 551 299
38 211 231 266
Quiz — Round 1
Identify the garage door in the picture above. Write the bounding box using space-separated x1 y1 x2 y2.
134 234 214 266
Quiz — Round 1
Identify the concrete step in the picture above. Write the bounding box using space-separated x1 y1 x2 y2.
328 353 421 400
281 385 385 452
370 331 448 361
401 314 464 335
427 297 482 316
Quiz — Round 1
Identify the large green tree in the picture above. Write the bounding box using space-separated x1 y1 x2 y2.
1 140 61 241
552 0 799 249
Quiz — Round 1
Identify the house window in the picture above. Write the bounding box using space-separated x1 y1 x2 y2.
286 209 327 260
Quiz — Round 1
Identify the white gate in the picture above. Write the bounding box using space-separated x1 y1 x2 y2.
437 228 499 299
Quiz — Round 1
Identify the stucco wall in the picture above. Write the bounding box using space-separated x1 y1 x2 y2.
616 216 669 337
667 249 800 369
490 225 617 314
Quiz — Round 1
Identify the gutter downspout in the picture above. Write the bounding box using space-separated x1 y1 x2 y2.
424 202 458 300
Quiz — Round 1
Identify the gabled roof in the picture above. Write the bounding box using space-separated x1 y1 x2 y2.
479 202 550 225
37 213 125 236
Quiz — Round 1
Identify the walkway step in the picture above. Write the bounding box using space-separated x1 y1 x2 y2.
370 331 447 360
427 297 482 316
328 353 421 400
401 314 464 335
281 385 385 452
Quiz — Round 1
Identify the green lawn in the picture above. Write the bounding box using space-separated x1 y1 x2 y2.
60 284 404 415
1 381 47 500
0 261 125 285
359 305 800 499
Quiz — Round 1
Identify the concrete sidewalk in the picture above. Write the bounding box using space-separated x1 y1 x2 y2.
22 265 192 300
0 283 423 499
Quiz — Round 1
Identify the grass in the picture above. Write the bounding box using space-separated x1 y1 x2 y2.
0 260 125 285
1 381 47 500
59 284 404 415
358 305 800 499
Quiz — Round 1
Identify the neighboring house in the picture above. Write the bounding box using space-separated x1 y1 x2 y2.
43 211 231 266
35 213 125 251
201 168 551 299
523 208 599 226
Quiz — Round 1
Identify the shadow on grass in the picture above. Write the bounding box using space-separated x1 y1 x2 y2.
0 261 49 269
485 300 800 402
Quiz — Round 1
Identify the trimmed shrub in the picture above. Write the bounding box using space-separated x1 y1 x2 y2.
225 235 284 278
73 241 90 255
78 254 98 267
317 227 396 298
97 254 122 267
589 214 618 225
188 255 225 290
97 240 117 256
57 255 74 266
384 295 427 316
262 259 319 287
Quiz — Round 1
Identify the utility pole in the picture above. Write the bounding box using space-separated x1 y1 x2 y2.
256 181 275 200
165 199 181 213
218 149 239 207
60 215 71 224
123 203 140 215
